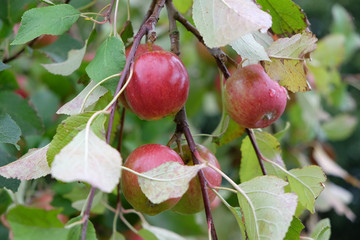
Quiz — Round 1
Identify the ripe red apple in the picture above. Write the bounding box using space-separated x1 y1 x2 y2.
120 44 164 109
171 144 222 214
224 64 287 129
121 144 185 215
123 51 189 120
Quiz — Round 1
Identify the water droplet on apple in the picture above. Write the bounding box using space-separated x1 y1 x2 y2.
263 112 275 121
269 88 276 97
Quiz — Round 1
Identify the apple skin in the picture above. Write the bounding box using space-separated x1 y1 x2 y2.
224 64 287 129
124 51 189 120
171 144 222 215
120 44 164 109
121 144 185 216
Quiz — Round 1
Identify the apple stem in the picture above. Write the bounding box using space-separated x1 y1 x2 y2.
174 107 219 240
245 128 267 175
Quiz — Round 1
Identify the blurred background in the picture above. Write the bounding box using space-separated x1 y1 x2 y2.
0 0 359 239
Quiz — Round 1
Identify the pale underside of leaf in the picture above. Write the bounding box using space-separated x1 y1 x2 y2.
42 43 87 76
138 162 205 204
57 81 108 115
238 176 298 240
0 145 50 180
143 224 186 240
230 33 270 63
51 129 122 193
192 0 272 48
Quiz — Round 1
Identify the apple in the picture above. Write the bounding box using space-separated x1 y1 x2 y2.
121 144 185 215
171 144 222 214
123 51 189 120
224 64 287 129
120 43 164 109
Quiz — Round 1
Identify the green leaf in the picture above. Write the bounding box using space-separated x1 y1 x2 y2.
0 189 12 215
0 91 43 136
0 70 18 91
0 61 11 71
51 128 122 193
65 216 97 240
257 0 308 35
138 162 204 204
42 43 87 76
216 117 245 147
85 36 125 94
311 34 345 68
239 136 263 182
47 112 102 165
12 4 80 45
138 229 158 240
322 114 357 141
0 113 21 149
283 216 304 240
311 218 331 240
240 131 286 182
237 176 298 240
7 205 69 240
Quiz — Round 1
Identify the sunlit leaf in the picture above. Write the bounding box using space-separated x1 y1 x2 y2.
0 113 21 149
257 0 308 35
0 145 50 180
287 166 326 213
138 162 204 204
264 33 317 92
192 0 272 48
174 0 192 13
283 216 304 240
42 43 87 76
47 112 104 165
51 129 122 193
237 176 298 240
143 224 186 240
12 4 80 45
57 81 108 115
230 33 270 62
311 218 331 240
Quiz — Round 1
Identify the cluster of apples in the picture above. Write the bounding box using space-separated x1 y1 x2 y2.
120 43 288 216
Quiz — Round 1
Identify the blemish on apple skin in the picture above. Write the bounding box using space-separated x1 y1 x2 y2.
269 88 276 97
263 112 275 121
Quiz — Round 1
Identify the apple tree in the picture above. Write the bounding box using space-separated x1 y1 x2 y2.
0 0 359 239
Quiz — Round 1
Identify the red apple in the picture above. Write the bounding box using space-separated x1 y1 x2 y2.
121 144 185 215
120 44 164 109
224 64 287 129
123 51 189 120
171 144 222 214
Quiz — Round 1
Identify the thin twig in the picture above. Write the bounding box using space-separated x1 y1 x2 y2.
174 107 218 240
81 187 96 240
246 128 267 175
